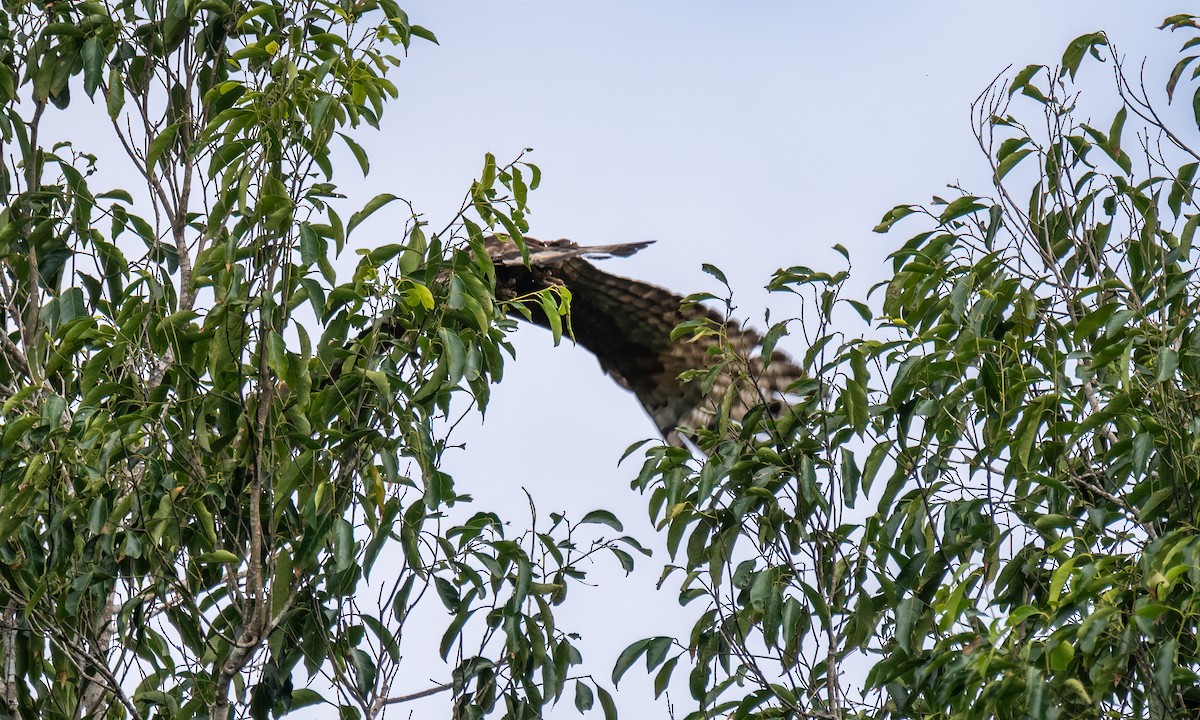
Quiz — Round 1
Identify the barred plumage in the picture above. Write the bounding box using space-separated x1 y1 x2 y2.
488 236 802 446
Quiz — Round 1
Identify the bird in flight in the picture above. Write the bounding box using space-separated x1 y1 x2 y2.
485 236 802 446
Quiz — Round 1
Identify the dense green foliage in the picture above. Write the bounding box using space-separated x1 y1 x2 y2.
0 2 639 719
12 3 1200 720
622 15 1200 720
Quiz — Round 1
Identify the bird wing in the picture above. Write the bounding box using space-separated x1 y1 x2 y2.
490 237 801 445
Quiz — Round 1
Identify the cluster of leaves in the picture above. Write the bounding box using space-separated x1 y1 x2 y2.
622 15 1200 720
859 23 1200 719
618 257 870 719
0 2 633 719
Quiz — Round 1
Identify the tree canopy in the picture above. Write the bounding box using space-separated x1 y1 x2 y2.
6 3 1200 720
0 2 642 719
620 14 1200 720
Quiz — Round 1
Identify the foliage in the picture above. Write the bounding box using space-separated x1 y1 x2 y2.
0 2 636 719
622 14 1200 720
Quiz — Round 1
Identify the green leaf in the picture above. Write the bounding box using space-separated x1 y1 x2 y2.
539 290 564 345
874 204 915 233
237 4 278 29
1079 605 1117 653
996 137 1030 163
437 327 467 387
596 686 617 720
573 681 594 712
1108 106 1127 157
1049 639 1075 672
267 330 287 377
407 282 434 311
1026 667 1049 720
996 147 1034 180
1183 213 1200 255
840 448 860 508
363 369 391 397
82 36 104 99
688 661 710 702
399 225 427 274
347 193 399 236
1190 89 1200 135
410 25 439 44
334 518 355 571
612 638 649 685
40 394 66 424
88 496 108 535
290 689 324 709
861 440 890 497
894 596 918 653
195 550 240 564
434 576 460 612
1155 638 1177 698
0 65 12 104
653 656 677 699
580 510 623 532
1156 346 1179 382
844 299 872 322
846 348 869 433
1169 162 1198 217
701 263 729 288
106 65 125 119
1140 487 1174 522
362 243 405 265
938 196 986 224
1013 398 1045 469
339 132 370 175
1009 64 1045 97
348 649 376 698
1060 32 1108 81
760 322 788 367
1073 303 1118 343
96 189 134 203
146 122 182 171
1168 55 1197 101
480 152 497 189
1049 555 1082 605
271 550 294 620
1009 606 1044 625
644 636 672 671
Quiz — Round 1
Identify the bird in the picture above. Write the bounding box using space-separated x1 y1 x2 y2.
484 236 802 446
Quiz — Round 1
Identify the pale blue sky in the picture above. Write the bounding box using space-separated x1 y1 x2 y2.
338 3 1184 717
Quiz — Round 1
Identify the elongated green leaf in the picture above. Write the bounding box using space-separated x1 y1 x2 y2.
1140 487 1174 522
938 196 986 224
1061 32 1108 81
596 686 617 720
82 36 104 98
580 510 623 531
339 132 370 175
874 205 915 233
195 550 240 564
106 65 125 118
539 290 563 345
612 639 649 685
761 322 788 367
1156 346 1179 382
347 193 399 236
334 518 355 571
438 327 467 387
574 681 594 712
997 147 1034 180
146 122 181 171
1009 64 1045 97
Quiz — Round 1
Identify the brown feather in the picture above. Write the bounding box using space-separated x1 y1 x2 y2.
490 237 802 445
